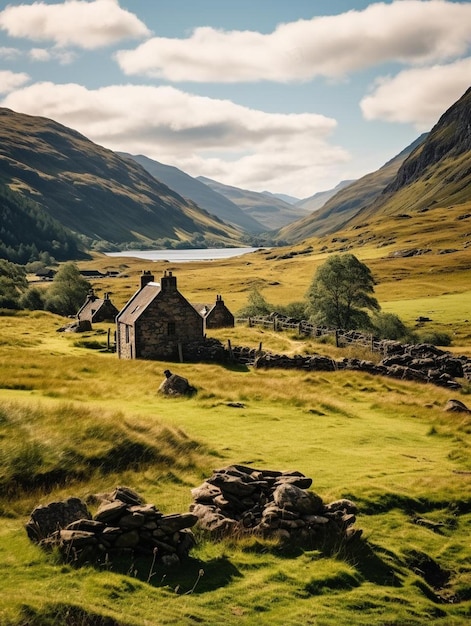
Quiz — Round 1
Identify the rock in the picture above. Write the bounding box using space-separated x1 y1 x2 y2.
94 500 128 523
444 399 471 413
272 483 323 514
26 497 91 542
158 370 197 396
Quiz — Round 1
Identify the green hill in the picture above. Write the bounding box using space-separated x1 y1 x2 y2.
0 108 242 249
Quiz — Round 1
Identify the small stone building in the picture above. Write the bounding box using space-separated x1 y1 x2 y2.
205 295 235 329
116 271 204 360
77 290 119 324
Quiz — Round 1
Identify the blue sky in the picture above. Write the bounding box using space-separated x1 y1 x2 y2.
0 0 470 199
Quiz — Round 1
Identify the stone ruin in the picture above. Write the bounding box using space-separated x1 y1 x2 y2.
25 471 361 568
190 465 361 548
26 486 197 567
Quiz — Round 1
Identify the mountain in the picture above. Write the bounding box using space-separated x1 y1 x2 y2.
294 180 355 213
354 86 471 221
277 134 427 242
197 176 309 231
0 108 242 248
261 191 300 205
119 153 266 234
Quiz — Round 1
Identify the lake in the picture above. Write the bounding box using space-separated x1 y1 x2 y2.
105 247 263 262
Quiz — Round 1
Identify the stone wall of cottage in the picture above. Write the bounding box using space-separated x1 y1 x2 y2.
136 291 204 360
117 323 135 359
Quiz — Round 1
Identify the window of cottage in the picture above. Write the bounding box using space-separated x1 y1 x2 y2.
125 324 130 343
167 321 176 335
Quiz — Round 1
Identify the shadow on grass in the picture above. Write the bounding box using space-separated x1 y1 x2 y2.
346 539 402 587
102 553 242 595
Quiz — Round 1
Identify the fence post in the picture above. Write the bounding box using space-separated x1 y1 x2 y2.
248 317 252 328
227 339 234 361
335 329 339 348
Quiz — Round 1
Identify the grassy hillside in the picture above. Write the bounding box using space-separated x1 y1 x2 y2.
0 108 242 248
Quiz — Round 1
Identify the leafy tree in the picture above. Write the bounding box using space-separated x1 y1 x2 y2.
0 260 28 309
237 287 273 317
43 262 91 316
306 253 380 330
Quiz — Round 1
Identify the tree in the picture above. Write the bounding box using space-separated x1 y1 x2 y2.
237 287 272 317
306 253 380 330
43 262 91 316
0 260 28 309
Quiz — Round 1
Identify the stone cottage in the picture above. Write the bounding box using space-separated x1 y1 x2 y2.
116 271 204 360
77 290 119 324
205 295 235 329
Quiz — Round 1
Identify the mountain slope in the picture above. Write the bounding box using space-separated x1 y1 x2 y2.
197 176 309 231
354 86 471 222
120 153 266 234
0 182 83 263
277 134 427 242
0 108 242 246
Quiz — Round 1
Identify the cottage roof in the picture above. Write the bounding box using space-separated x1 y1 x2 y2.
116 282 162 325
78 297 105 319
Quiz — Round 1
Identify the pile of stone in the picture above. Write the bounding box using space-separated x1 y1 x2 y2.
251 342 471 389
190 465 361 547
26 486 197 567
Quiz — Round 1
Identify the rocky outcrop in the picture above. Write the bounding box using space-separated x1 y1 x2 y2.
26 486 197 567
190 465 361 548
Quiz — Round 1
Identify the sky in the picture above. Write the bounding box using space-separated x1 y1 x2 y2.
0 0 470 199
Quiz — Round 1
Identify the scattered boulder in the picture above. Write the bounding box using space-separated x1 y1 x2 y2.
26 487 197 566
444 399 471 413
57 320 92 333
158 370 196 396
190 465 361 548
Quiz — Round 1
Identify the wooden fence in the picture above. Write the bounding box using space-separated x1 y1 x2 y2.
235 316 384 352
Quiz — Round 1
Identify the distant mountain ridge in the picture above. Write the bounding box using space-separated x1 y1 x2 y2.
277 133 428 242
294 180 355 213
197 176 310 231
120 152 266 234
0 108 242 248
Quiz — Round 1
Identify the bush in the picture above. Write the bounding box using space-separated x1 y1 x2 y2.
416 330 452 347
372 312 411 341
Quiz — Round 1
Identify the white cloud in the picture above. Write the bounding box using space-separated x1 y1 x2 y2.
0 0 150 49
116 1 471 82
0 82 349 196
360 57 471 129
29 48 51 62
0 46 21 60
0 70 30 94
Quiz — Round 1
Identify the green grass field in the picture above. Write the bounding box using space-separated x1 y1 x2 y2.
1 288 471 625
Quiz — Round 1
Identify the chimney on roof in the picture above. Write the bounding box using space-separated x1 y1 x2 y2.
140 270 154 289
161 270 177 292
87 289 96 302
